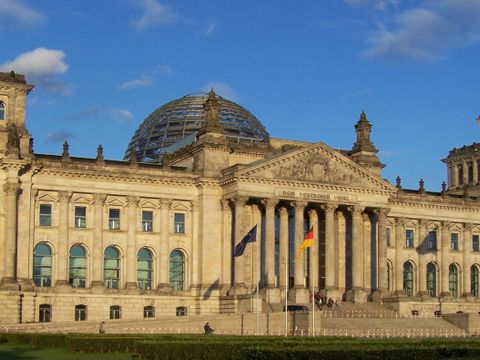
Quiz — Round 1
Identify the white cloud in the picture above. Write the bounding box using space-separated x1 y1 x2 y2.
201 82 239 101
363 0 480 60
43 131 76 144
156 64 174 76
344 0 399 11
118 76 153 91
111 108 134 123
133 0 178 32
0 0 45 27
203 23 216 37
0 47 71 94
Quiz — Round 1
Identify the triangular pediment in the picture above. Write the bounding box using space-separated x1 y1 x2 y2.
235 142 395 191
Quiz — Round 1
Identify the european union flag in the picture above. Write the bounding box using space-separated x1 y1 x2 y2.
234 225 257 257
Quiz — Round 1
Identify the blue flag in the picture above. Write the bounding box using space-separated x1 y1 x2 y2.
234 225 257 257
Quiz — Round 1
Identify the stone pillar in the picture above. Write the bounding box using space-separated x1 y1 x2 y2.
55 191 72 287
1 182 20 289
263 198 278 288
293 200 307 303
462 224 474 300
447 164 452 188
322 203 337 298
309 208 319 291
278 207 289 300
394 217 405 295
473 161 478 186
231 196 248 294
440 222 451 298
362 213 372 292
158 198 172 291
91 193 106 288
453 164 459 187
191 200 200 293
347 205 365 303
372 208 389 301
220 199 232 293
463 161 468 185
418 219 429 298
125 196 139 290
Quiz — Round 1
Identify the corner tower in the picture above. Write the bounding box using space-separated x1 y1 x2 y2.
0 71 34 159
349 111 384 176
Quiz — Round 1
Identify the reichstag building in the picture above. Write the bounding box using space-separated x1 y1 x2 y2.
1 71 480 324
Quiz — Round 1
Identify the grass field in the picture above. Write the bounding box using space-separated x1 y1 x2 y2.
0 342 134 360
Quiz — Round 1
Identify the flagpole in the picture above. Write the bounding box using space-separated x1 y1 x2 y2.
256 226 259 336
285 230 288 338
312 248 315 337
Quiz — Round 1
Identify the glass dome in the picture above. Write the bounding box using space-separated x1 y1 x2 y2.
124 93 269 163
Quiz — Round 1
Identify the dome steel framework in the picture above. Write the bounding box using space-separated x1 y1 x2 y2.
124 93 269 163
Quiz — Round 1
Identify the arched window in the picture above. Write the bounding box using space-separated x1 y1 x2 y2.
69 245 87 288
33 243 52 287
471 265 479 298
109 305 121 319
169 250 185 290
104 247 120 289
403 262 414 296
39 304 51 322
137 248 153 290
0 101 5 120
426 262 437 297
449 264 458 298
75 305 87 321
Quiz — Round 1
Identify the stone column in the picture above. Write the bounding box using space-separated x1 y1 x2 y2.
262 198 278 288
293 201 307 288
418 219 429 298
362 213 372 291
347 205 365 302
394 217 405 295
463 161 468 185
158 198 172 291
1 182 20 289
278 207 289 299
125 196 139 290
322 203 337 297
462 224 474 299
447 164 452 188
473 161 478 186
191 200 200 293
440 222 451 298
231 196 248 294
292 200 308 303
220 199 232 293
56 191 72 287
309 208 319 290
377 208 389 293
453 164 459 188
91 193 106 288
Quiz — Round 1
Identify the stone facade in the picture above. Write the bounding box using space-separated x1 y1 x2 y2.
1 73 480 324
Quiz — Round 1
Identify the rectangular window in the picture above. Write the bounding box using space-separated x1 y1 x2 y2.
386 228 391 247
468 163 474 184
458 165 464 185
428 231 437 250
142 211 153 232
75 206 86 228
174 213 185 234
109 209 120 230
473 235 480 252
451 233 459 251
39 204 52 226
405 229 414 248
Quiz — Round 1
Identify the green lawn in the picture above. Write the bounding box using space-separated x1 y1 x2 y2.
0 343 134 360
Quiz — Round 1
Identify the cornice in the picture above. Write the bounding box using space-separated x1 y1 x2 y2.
389 198 480 213
35 167 196 187
222 175 393 196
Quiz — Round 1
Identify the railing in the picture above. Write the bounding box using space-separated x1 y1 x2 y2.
0 326 468 338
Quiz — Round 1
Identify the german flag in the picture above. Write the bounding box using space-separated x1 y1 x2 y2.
294 227 313 261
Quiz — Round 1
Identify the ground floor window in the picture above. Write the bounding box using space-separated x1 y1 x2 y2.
403 262 414 296
75 305 87 321
449 264 458 298
176 306 187 316
39 304 51 322
144 306 155 318
472 265 479 298
426 262 436 297
110 305 122 320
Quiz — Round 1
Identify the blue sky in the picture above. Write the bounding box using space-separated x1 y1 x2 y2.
1 0 480 190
